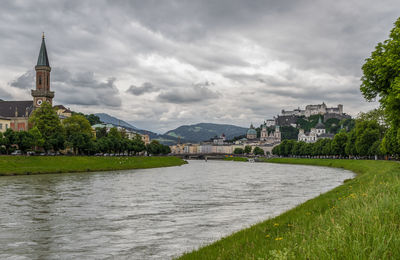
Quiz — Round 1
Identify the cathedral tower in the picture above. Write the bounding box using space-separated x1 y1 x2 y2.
32 33 54 108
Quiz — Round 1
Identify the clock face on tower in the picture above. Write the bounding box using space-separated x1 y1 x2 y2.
36 99 43 106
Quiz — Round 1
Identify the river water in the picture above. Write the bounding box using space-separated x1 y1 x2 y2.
0 160 353 259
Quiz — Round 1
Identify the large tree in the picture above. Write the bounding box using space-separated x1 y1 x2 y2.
361 17 400 128
29 102 65 152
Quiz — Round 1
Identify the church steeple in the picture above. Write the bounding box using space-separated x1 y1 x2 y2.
32 33 54 108
36 33 50 67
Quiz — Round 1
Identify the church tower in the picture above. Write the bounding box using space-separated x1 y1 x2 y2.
32 33 54 108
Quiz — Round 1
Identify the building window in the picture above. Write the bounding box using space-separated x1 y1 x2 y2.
47 75 49 86
5 124 8 129
39 76 42 85
0 123 2 129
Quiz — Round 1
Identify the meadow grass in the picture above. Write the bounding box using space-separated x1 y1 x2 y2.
0 156 186 176
223 157 248 162
178 158 400 259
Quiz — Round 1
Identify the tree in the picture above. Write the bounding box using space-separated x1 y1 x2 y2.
63 115 92 137
253 146 265 156
29 127 45 151
15 131 34 154
63 115 93 154
331 131 348 156
146 140 161 155
85 114 102 125
96 127 107 139
234 148 244 155
361 18 400 128
29 102 65 152
3 129 17 154
345 130 357 157
244 145 252 154
131 135 146 155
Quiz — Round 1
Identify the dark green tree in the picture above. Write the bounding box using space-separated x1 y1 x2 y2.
29 102 65 152
253 146 265 156
361 18 400 128
331 131 348 156
234 147 244 155
3 129 17 154
244 145 252 154
15 131 34 154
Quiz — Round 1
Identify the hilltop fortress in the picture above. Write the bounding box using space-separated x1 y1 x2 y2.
281 102 343 117
276 102 351 127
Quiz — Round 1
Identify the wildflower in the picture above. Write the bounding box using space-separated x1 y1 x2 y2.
274 223 279 227
306 212 311 216
287 224 294 227
275 237 283 241
266 234 270 238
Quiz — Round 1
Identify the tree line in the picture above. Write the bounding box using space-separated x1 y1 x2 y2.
234 145 267 156
0 102 170 156
272 115 384 158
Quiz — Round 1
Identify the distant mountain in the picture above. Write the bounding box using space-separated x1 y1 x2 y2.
95 113 138 130
94 113 180 145
164 123 248 143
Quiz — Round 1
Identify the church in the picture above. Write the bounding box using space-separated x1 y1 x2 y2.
0 34 56 132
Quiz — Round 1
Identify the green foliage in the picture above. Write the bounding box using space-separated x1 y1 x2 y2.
361 17 400 128
244 145 252 154
253 146 264 156
324 118 340 134
15 131 34 153
29 102 65 152
95 127 108 139
272 118 384 157
85 114 102 125
296 115 321 132
146 140 170 155
0 156 186 176
63 115 93 155
233 147 244 154
3 128 17 154
280 126 299 140
331 131 347 156
63 114 92 137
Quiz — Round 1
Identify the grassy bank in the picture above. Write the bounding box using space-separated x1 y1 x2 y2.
223 157 248 162
0 156 186 176
179 158 400 259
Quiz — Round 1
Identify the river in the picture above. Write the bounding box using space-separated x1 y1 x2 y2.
0 160 353 259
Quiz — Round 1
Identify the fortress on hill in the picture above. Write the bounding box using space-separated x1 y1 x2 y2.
281 102 343 117
275 102 351 127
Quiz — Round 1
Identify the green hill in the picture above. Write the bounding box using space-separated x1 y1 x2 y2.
164 123 247 143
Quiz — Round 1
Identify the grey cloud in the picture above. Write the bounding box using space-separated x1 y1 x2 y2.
126 82 159 95
8 68 122 107
158 85 219 104
9 70 35 89
0 87 13 100
0 0 396 132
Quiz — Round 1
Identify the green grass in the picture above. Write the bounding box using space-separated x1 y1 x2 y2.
224 157 248 162
178 158 400 259
0 156 186 176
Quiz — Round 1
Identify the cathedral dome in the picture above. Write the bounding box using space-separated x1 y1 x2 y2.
247 128 257 135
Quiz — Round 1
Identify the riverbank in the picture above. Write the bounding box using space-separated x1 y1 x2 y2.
0 156 186 176
179 158 400 259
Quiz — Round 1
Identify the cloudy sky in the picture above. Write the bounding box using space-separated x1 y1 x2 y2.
0 1 399 133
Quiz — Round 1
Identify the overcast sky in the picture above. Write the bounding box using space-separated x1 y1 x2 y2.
0 1 399 133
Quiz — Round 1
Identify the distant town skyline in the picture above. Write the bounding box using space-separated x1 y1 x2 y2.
0 1 398 133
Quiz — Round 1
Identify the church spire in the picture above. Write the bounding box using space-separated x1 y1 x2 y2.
36 33 50 67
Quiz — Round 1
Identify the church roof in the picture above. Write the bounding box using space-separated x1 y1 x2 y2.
247 128 257 135
37 35 50 67
315 117 325 129
0 100 34 117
